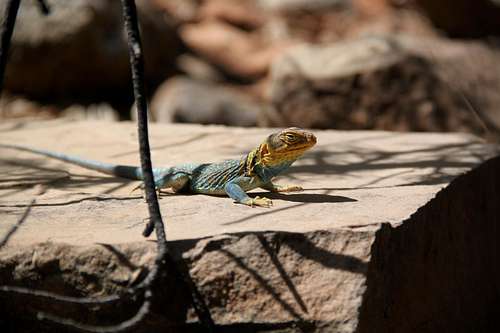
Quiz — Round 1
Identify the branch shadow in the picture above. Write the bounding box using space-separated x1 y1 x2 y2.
257 235 308 314
175 230 369 322
97 243 139 271
221 202 307 226
279 140 499 188
109 132 220 158
219 248 304 320
0 157 135 195
281 233 367 274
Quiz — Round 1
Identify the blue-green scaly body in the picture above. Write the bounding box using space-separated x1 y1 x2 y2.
1 128 316 207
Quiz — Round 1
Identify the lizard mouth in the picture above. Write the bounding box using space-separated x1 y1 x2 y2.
281 134 317 152
274 142 316 155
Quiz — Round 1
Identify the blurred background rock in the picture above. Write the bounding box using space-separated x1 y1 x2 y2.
1 0 500 140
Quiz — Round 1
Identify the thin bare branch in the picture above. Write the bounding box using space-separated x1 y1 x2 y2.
0 285 124 305
37 291 152 333
36 0 50 15
0 0 20 93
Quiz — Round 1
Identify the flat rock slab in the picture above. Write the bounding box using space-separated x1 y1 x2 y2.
0 120 495 244
0 120 499 332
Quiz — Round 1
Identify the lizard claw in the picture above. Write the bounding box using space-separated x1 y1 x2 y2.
272 184 303 193
131 183 164 200
251 196 273 208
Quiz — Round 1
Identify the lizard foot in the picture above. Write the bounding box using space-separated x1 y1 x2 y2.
276 185 303 193
247 196 273 208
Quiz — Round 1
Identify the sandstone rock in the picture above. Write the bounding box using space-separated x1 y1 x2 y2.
266 35 500 139
0 120 499 332
1 0 179 102
149 76 262 126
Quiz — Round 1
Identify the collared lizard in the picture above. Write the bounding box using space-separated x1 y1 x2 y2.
1 127 317 207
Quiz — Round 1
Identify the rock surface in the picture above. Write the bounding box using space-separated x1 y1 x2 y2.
0 120 499 332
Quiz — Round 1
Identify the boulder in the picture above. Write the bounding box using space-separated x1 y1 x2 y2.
0 120 499 331
265 35 500 139
1 0 180 103
149 76 262 126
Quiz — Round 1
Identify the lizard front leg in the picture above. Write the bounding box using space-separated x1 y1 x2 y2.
260 182 303 193
225 178 272 208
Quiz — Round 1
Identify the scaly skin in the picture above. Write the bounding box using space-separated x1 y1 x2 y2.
0 128 316 207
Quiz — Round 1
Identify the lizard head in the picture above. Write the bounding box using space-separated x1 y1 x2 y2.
259 127 316 165
266 127 317 153
244 127 316 176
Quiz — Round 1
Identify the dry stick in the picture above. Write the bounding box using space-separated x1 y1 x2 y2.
35 0 50 15
0 0 20 93
37 291 152 333
120 0 162 241
0 0 24 250
0 286 123 305
120 0 214 329
0 0 48 83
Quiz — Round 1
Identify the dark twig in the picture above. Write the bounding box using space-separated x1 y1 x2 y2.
0 0 20 94
120 0 161 240
121 1 214 329
122 0 214 326
36 0 50 15
0 285 123 305
0 198 34 249
37 291 152 333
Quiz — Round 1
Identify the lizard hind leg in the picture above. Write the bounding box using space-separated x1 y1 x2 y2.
260 182 303 193
155 172 191 196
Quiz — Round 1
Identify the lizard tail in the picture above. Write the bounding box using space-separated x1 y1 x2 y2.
0 143 142 180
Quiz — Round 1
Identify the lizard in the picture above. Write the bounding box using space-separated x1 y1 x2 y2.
0 127 316 207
